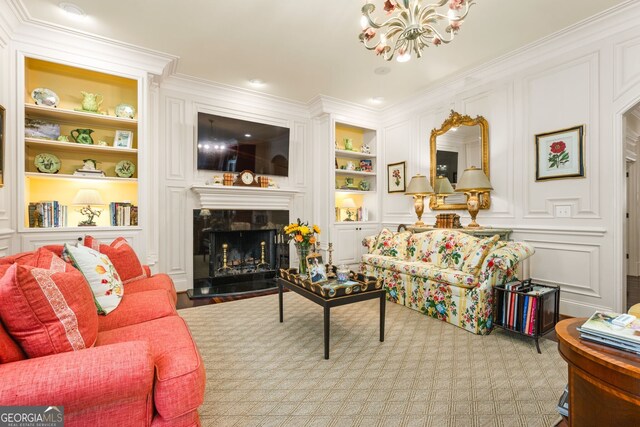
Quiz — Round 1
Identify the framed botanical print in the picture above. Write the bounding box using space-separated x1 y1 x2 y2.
387 161 406 193
535 125 585 181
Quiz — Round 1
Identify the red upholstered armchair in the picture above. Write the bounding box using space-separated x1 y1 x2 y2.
0 244 205 427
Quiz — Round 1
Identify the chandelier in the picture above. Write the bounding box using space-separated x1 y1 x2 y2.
359 0 475 62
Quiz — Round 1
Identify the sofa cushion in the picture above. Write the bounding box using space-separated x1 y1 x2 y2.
63 243 124 315
85 236 147 284
362 254 478 288
0 247 69 269
0 320 26 364
98 289 177 332
461 234 500 275
126 273 178 305
407 231 439 263
0 262 98 358
372 229 412 259
96 316 205 420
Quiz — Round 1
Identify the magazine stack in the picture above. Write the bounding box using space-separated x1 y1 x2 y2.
578 311 640 355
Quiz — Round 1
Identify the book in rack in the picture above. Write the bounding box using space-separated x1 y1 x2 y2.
494 279 560 353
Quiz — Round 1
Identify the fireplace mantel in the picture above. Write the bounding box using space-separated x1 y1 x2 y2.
190 185 300 210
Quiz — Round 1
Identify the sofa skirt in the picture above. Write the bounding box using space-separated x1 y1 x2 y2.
362 264 494 335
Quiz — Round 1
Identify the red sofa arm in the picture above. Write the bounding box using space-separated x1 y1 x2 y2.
143 265 151 277
0 341 154 412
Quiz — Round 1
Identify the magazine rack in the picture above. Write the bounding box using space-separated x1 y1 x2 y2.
493 279 560 353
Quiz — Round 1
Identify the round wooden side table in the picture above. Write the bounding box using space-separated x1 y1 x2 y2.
555 318 640 426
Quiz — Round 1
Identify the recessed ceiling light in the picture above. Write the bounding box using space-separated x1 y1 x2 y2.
371 97 385 104
248 79 265 87
244 133 252 138
374 67 391 75
59 2 86 17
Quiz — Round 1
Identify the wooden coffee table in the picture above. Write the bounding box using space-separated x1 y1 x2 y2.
277 273 385 360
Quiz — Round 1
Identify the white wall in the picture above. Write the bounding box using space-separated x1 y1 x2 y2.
158 76 312 290
379 2 640 316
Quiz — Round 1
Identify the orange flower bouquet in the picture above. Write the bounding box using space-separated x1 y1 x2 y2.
284 218 320 275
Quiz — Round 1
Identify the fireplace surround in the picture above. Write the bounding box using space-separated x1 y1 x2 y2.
189 209 289 298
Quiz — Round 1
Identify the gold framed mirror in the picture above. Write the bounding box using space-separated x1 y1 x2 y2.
429 110 489 210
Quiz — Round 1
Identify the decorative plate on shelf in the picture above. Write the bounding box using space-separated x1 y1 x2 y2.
114 160 135 178
115 103 136 119
31 88 60 108
34 153 61 174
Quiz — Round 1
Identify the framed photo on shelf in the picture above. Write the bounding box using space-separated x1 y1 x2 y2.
306 253 327 284
387 161 406 193
535 125 585 181
114 130 134 149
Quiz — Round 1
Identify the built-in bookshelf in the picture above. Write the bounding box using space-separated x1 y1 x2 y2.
22 57 139 229
333 123 377 223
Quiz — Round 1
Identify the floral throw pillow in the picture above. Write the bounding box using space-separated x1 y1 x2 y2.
63 243 124 315
371 228 394 256
461 234 500 276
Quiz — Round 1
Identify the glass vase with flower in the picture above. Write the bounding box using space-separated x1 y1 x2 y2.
284 218 321 277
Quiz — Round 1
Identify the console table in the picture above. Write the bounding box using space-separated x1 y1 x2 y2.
405 225 513 241
555 318 640 426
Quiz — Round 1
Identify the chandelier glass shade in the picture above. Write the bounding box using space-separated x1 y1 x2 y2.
359 0 475 62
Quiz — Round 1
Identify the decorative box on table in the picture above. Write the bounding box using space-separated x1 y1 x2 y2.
279 268 382 298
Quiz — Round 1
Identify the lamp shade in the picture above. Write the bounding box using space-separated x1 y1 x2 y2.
455 167 493 192
341 197 357 209
72 189 105 206
405 174 434 195
434 176 454 194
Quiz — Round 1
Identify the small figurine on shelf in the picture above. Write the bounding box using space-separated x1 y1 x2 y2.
361 143 371 154
343 138 354 151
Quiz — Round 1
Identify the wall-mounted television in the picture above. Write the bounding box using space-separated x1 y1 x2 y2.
196 112 290 177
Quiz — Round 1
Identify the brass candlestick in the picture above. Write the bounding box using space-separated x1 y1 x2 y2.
326 242 335 278
257 241 269 269
218 243 231 273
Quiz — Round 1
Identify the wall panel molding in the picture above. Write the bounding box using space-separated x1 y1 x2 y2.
523 52 601 220
164 97 187 181
615 35 640 99
524 239 601 298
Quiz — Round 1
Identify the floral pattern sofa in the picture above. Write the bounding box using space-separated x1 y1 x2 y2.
361 229 534 334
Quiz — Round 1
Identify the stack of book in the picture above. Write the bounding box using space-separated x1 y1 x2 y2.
28 201 67 228
501 280 556 335
109 202 138 226
435 213 461 229
578 311 640 355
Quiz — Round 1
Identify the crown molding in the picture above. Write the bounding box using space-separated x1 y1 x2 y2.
163 73 311 120
6 0 178 78
308 95 381 128
385 0 640 118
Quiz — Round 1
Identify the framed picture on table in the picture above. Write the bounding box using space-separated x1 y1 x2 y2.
306 253 327 284
535 125 585 181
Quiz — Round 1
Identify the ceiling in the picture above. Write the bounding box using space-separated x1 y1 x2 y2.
19 0 627 106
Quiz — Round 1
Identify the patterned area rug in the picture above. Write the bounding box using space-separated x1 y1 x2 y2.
179 293 566 427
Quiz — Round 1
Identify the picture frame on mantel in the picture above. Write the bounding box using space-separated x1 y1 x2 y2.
535 125 585 181
387 161 406 193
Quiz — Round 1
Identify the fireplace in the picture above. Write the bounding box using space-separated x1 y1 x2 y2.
189 209 289 298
